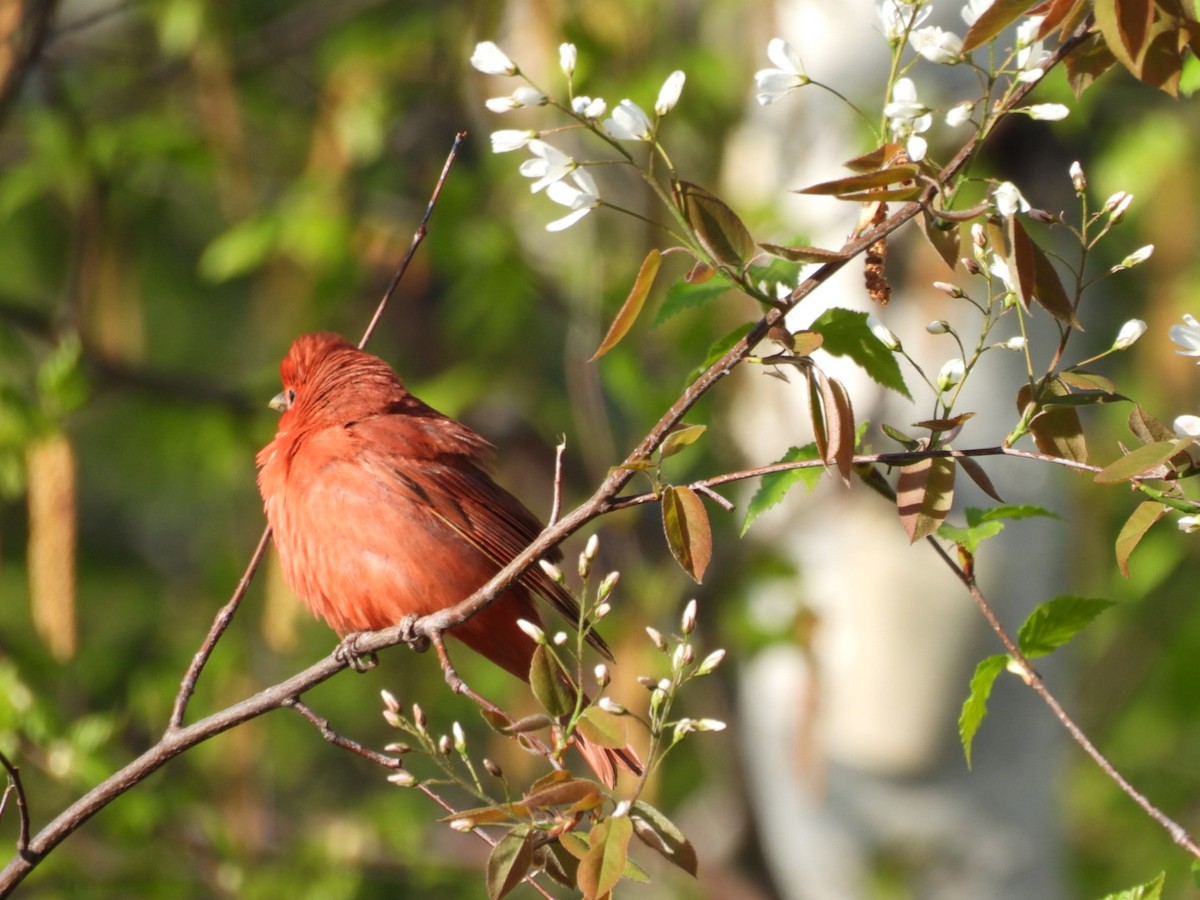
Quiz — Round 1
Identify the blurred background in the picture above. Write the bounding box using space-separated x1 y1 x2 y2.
0 0 1198 897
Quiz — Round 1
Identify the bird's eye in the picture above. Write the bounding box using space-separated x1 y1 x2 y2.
286 388 297 404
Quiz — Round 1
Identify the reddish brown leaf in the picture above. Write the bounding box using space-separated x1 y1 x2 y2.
591 249 661 361
920 209 961 271
796 166 920 196
1017 382 1088 462
1064 33 1118 97
759 242 847 263
577 816 633 899
829 376 856 483
1115 500 1167 576
661 486 713 583
896 456 956 543
959 456 1004 502
679 182 756 268
487 828 534 900
843 144 907 172
962 0 1040 52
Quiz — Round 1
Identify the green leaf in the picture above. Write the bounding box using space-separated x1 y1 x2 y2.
937 520 1004 555
741 444 823 535
529 645 575 718
662 485 713 583
486 827 534 900
577 706 630 750
959 654 1007 769
1098 871 1166 900
660 424 707 459
896 456 955 542
940 504 1058 554
810 307 911 399
686 323 755 386
1094 440 1185 484
577 815 633 899
37 335 88 419
591 249 661 361
1115 501 1167 577
1128 405 1175 444
655 279 730 325
678 181 756 268
198 213 278 282
632 800 699 877
969 504 1059 524
1017 595 1116 658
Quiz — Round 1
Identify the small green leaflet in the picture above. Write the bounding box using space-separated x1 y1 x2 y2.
1098 871 1166 900
686 323 754 386
655 280 729 325
938 503 1059 554
959 654 1007 769
1017 595 1115 658
810 307 911 399
741 444 823 535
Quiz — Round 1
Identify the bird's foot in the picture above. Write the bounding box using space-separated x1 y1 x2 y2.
335 633 378 672
397 614 430 653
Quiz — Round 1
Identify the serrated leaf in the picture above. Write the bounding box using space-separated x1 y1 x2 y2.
1098 871 1166 900
896 456 955 542
487 828 534 900
1017 595 1116 658
962 0 1039 52
1093 440 1182 484
662 486 712 583
791 330 823 356
686 323 754 386
577 816 633 899
678 181 755 268
655 280 729 325
660 424 707 459
810 307 911 399
576 706 630 750
742 444 823 534
959 654 1007 769
759 242 846 263
938 519 1005 554
530 645 575 717
796 166 920 196
1116 500 1167 577
632 800 699 876
1065 32 1118 97
591 249 661 361
920 209 960 270
968 503 1058 524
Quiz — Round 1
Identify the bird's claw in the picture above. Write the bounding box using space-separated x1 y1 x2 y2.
335 633 378 672
397 614 430 653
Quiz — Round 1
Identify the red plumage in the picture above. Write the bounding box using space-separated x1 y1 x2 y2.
257 332 639 785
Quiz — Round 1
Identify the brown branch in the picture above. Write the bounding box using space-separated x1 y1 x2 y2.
0 0 60 131
924 538 1200 857
0 753 30 859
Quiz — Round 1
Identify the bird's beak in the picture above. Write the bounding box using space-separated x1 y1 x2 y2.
269 391 291 412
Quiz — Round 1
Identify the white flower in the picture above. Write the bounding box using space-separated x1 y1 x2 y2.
1108 192 1134 223
1111 245 1154 273
754 38 809 105
484 86 547 113
1113 319 1147 349
1069 161 1086 193
937 358 966 391
1174 415 1200 437
885 77 932 161
1016 16 1050 81
603 98 653 140
910 26 964 64
1021 103 1069 121
993 181 1030 217
519 140 577 193
559 43 577 77
1170 314 1200 360
545 168 601 231
1178 515 1200 533
998 336 1027 351
470 41 517 76
878 0 933 44
962 0 993 26
945 101 974 127
571 95 607 119
490 129 536 153
867 314 901 350
655 70 686 115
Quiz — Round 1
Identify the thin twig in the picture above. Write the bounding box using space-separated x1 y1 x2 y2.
924 538 1200 857
0 753 30 858
550 437 567 527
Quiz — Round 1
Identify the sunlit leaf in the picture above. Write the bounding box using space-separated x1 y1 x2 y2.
1128 404 1175 444
577 706 630 750
959 654 1007 769
759 242 846 263
796 166 920 196
1017 595 1116 658
632 800 699 877
660 424 707 459
662 486 713 583
1098 871 1166 900
919 209 960 270
577 816 633 899
529 645 575 717
1064 32 1118 97
1059 369 1120 394
1017 382 1087 462
938 519 1004 555
1115 500 1167 576
678 181 756 268
842 144 906 172
655 279 729 324
742 444 823 535
1093 440 1182 484
486 827 534 900
963 0 1039 52
810 307 911 399
591 249 661 361
523 778 603 811
896 456 955 542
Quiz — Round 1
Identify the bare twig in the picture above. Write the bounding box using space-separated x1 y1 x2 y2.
0 753 30 858
924 538 1200 857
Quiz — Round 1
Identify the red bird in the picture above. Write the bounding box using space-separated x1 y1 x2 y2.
257 332 638 785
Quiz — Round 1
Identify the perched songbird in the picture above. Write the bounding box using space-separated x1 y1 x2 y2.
257 332 639 785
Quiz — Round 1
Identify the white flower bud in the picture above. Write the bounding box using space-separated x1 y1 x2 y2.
681 599 698 634
412 703 427 731
1173 415 1200 438
998 336 1027 351
1112 319 1147 349
695 648 726 675
598 570 620 600
438 734 453 755
594 601 612 619
559 43 577 77
538 560 564 583
866 315 901 350
1178 515 1200 534
490 129 537 153
448 816 474 831
936 358 965 392
646 626 667 650
1023 103 1069 120
932 281 963 298
1069 161 1086 194
945 101 973 127
594 663 610 687
552 631 568 646
926 320 950 334
655 70 686 115
516 618 546 643
1111 245 1154 273
381 689 400 713
452 721 467 753
597 696 626 715
470 41 517 76
388 770 416 787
